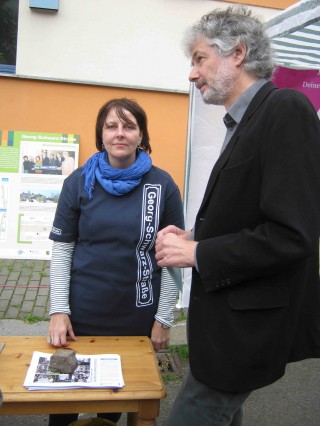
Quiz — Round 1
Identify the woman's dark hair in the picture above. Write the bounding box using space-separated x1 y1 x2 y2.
95 98 152 154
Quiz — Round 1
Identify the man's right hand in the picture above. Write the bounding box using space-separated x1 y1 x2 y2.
155 226 196 268
157 225 192 240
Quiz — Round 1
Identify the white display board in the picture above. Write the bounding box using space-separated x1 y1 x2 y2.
0 130 79 259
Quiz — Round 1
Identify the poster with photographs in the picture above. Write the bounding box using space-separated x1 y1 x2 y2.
0 130 79 259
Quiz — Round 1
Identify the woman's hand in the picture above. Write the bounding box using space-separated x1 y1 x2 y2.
151 321 170 352
48 313 77 347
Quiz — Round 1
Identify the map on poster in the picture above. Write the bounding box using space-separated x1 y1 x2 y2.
0 130 79 259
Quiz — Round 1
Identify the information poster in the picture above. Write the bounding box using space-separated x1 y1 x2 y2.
0 130 79 259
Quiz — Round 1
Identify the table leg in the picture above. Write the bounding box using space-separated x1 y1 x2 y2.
127 412 157 426
127 399 159 426
138 420 156 426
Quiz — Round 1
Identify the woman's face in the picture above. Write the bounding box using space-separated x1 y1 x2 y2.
102 108 142 169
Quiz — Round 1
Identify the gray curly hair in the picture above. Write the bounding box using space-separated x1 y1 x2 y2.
182 6 275 79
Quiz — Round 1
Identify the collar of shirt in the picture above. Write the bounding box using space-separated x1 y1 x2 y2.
220 79 268 155
227 78 269 127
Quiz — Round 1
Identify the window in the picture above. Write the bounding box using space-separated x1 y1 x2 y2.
0 0 19 74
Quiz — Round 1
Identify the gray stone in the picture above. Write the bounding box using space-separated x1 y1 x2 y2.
49 349 79 374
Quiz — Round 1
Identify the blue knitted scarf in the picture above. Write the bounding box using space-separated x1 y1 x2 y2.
82 150 152 198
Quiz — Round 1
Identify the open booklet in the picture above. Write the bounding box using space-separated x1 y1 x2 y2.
24 351 125 390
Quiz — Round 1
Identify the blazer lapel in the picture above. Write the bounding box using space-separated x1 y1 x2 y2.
197 81 277 218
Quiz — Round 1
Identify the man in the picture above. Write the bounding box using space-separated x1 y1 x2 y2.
155 6 320 426
42 150 50 174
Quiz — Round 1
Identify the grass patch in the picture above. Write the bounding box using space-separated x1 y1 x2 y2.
169 344 189 360
6 265 14 273
162 372 178 383
23 314 44 324
157 344 189 383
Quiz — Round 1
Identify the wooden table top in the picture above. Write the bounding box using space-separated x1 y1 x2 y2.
0 336 166 405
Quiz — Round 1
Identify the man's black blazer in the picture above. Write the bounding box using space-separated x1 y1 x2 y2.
189 81 320 392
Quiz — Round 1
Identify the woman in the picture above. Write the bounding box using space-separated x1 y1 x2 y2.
47 98 184 426
34 155 42 174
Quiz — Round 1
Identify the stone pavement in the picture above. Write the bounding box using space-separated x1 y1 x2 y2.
0 259 50 321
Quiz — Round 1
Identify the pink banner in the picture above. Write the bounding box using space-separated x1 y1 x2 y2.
273 67 320 115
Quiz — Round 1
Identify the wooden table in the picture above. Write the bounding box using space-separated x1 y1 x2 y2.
0 336 166 425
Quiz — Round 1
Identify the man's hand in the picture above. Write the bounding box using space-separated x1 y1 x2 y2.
157 225 191 240
155 226 197 268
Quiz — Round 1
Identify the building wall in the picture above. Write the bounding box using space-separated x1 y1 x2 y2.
2 0 287 194
0 76 189 192
17 0 279 92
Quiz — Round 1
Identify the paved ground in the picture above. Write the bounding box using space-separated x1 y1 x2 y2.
1 258 320 425
0 259 50 322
